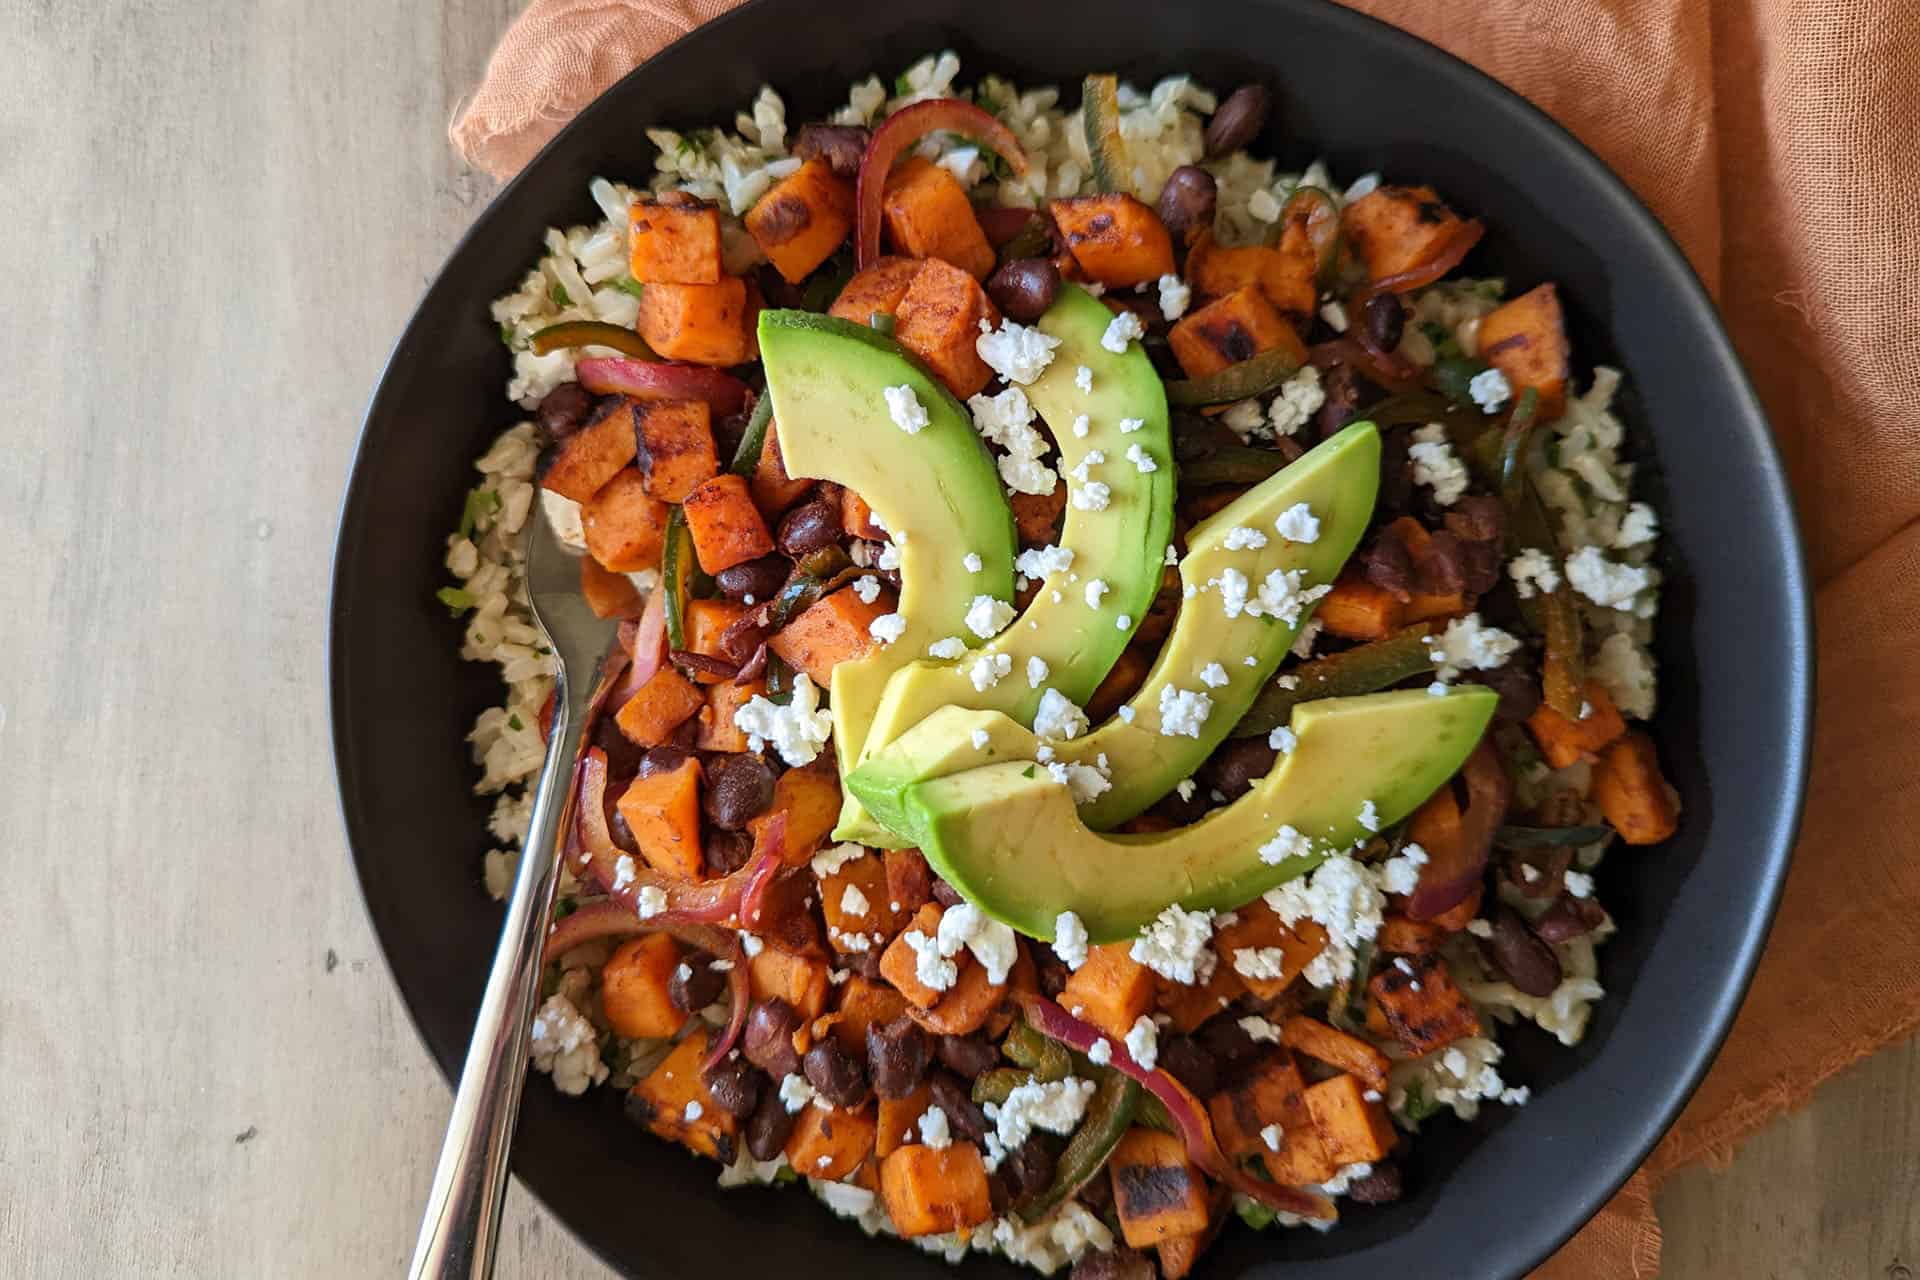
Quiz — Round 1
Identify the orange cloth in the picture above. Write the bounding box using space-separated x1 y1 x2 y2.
451 3 1920 1273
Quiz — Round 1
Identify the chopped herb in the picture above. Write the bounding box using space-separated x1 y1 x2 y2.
1235 1198 1278 1231
772 1163 801 1185
675 134 697 158
458 486 501 538
507 714 524 732
1399 1081 1445 1129
1543 438 1563 468
609 275 646 301
554 897 578 920
498 321 516 348
548 280 572 308
534 644 551 656
893 72 914 97
1022 765 1037 779
436 586 477 617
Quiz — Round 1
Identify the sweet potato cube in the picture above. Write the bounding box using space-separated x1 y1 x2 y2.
876 1083 933 1159
1208 1053 1304 1160
767 585 891 687
832 976 909 1055
1477 283 1571 420
1377 915 1446 956
747 759 843 865
1167 285 1308 379
695 677 764 753
750 418 817 515
749 946 833 1022
637 278 756 367
682 473 775 574
543 400 639 502
1342 184 1476 289
633 398 720 502
580 554 643 619
894 257 1001 399
1050 194 1175 289
828 255 924 324
1247 1056 1340 1188
629 199 723 285
1527 680 1629 769
880 903 956 1010
1185 231 1313 315
1154 958 1245 1035
582 468 670 573
1009 481 1066 546
1110 1128 1211 1247
614 665 706 747
1304 1073 1398 1166
785 1101 877 1182
632 1029 738 1161
1315 575 1407 641
600 933 685 1039
1061 943 1156 1042
1368 951 1481 1056
880 1141 993 1236
616 756 704 879
821 851 907 955
1279 1016 1391 1093
884 848 933 919
882 156 994 279
1210 899 1325 1000
1593 730 1680 845
840 488 886 541
747 157 855 283
908 951 1008 1037
684 598 752 670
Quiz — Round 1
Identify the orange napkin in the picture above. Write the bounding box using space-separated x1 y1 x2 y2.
451 3 1920 1273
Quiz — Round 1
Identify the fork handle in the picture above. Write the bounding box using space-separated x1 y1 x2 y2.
408 671 580 1280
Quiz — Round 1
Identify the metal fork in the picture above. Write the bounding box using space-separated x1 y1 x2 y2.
408 510 616 1280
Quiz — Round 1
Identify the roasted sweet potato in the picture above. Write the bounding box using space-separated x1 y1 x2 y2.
749 946 833 1022
632 1029 738 1161
695 676 765 752
1593 730 1680 845
634 398 720 502
828 255 925 325
616 756 704 878
1185 231 1314 315
1248 1055 1340 1188
600 934 685 1039
543 400 639 502
637 277 757 367
614 665 707 747
747 157 856 283
1376 915 1446 956
629 199 723 285
1476 283 1571 420
1050 194 1175 289
1208 1053 1312 1161
908 947 1009 1037
882 156 994 279
876 1083 933 1159
1368 951 1481 1056
1341 184 1482 291
1304 1073 1397 1166
682 472 775 574
880 903 954 1010
748 759 843 865
1009 480 1067 546
881 1141 993 1237
1110 1128 1211 1247
582 468 670 573
684 598 752 671
883 848 933 919
840 488 887 541
1155 957 1245 1035
820 849 907 955
833 976 910 1056
1316 575 1407 641
1060 943 1156 1042
767 584 891 687
894 257 1002 399
1167 285 1308 380
1210 899 1325 1000
1279 1017 1391 1093
1527 680 1628 769
750 418 817 516
786 1100 877 1181
580 554 643 619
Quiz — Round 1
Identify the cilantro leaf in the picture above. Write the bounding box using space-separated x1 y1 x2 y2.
436 586 477 617
610 276 646 301
548 281 572 308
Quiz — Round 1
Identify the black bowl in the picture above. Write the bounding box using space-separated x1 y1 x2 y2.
331 0 1812 1275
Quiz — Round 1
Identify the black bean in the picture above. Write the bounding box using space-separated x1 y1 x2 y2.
593 717 646 778
607 804 641 855
1204 84 1271 158
775 500 841 558
639 744 695 778
931 879 966 908
935 1033 1001 1079
1156 1033 1219 1099
716 609 774 666
742 998 802 1079
1069 1247 1156 1280
715 555 790 603
1156 165 1217 244
703 753 776 830
1362 292 1406 353
994 1136 1057 1211
849 946 885 981
1505 846 1571 900
1034 947 1071 998
669 953 727 1013
705 829 753 876
1479 905 1563 997
1534 892 1608 943
794 123 870 179
1467 659 1542 724
744 1085 799 1161
985 258 1060 324
1345 1160 1404 1204
536 382 595 439
927 1071 988 1145
802 1038 869 1109
1076 1168 1114 1215
1199 736 1278 800
701 1057 765 1120
1361 525 1415 599
866 1017 933 1100
1197 1012 1264 1079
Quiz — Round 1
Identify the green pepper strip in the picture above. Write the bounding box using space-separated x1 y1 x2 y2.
1232 624 1439 737
765 545 859 633
1495 389 1586 717
1278 186 1341 285
1178 445 1293 488
1081 74 1127 195
972 1067 1033 1108
800 255 854 314
1002 1023 1073 1082
729 392 774 478
1495 822 1612 849
764 651 795 704
1018 1067 1140 1224
661 508 697 651
1327 938 1377 1035
1165 348 1306 407
528 320 656 360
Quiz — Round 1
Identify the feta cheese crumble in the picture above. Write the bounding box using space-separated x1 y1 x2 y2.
1025 656 1051 689
965 594 1017 638
937 902 1019 984
1124 1016 1160 1071
1087 1038 1113 1066
1468 366 1512 413
1427 613 1521 681
1033 688 1090 741
851 574 882 605
1615 501 1659 549
902 929 959 992
1156 274 1191 322
1273 502 1321 543
1125 442 1158 473
1157 684 1214 738
1565 545 1653 610
1070 480 1111 511
1263 853 1389 987
1238 1015 1282 1044
635 885 668 919
1507 548 1560 600
1084 579 1110 608
529 994 608 1095
1268 726 1297 754
918 1106 953 1150
779 1073 819 1113
1357 800 1381 832
964 551 984 573
1070 414 1090 438
975 317 1062 385
733 672 834 765
928 635 967 660
1234 947 1289 981
1222 398 1267 442
1100 309 1146 353
1118 416 1145 434
969 727 992 751
811 842 863 877
1260 1123 1285 1152
967 651 1014 691
883 383 929 434
1198 662 1230 689
967 385 1057 495
1257 824 1313 866
869 612 907 646
840 883 871 918
986 1077 1097 1155
1074 364 1093 393
1052 911 1089 970
1564 870 1595 899
1409 422 1470 506
1015 542 1074 579
1130 904 1217 984
1268 366 1325 438
1223 525 1268 551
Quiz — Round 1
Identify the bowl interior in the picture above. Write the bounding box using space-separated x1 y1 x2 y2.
331 1 1810 1275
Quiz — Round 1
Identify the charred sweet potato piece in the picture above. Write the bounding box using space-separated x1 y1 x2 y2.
882 156 994 279
1167 285 1307 379
580 554 643 619
1527 680 1629 769
1342 184 1482 291
616 757 704 879
1060 943 1156 1042
614 665 707 747
600 933 685 1039
682 472 775 574
695 676 765 753
881 903 957 1010
747 157 856 283
629 198 723 285
881 1141 993 1236
883 848 933 919
1477 283 1571 419
582 468 670 573
1279 1016 1391 1093
820 850 907 955
875 1082 933 1159
631 1029 738 1161
1368 951 1481 1056
1250 1055 1340 1188
637 278 757 367
1210 899 1325 1000
908 949 1009 1037
828 255 924 325
747 759 843 866
1304 1073 1397 1166
1208 1053 1306 1160
750 418 817 516
1316 574 1407 641
1050 194 1175 288
1110 1128 1211 1247
634 398 720 502
1376 915 1446 956
894 257 1001 400
767 585 892 687
1185 231 1314 315
684 598 752 670
543 400 639 503
786 1100 877 1181
833 976 910 1055
749 946 833 1022
1593 730 1680 845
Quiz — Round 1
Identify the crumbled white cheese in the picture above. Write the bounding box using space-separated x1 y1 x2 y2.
811 843 864 878
1247 187 1282 222
1564 870 1595 899
883 383 929 434
1084 579 1110 608
1255 567 1331 625
928 636 967 660
1156 274 1191 322
1565 545 1653 610
986 1077 1097 1155
1157 684 1214 738
635 885 668 919
964 594 1016 639
612 853 637 892
1125 442 1158 473
1025 656 1051 689
869 612 907 646
1049 758 1112 806
1070 414 1090 438
1233 947 1290 981
1116 705 1135 724
937 902 1019 984
1357 800 1381 833
839 883 871 918
1268 366 1326 438
1292 617 1322 659
964 551 984 573
877 540 903 571
1068 448 1104 483
779 1073 819 1114
1468 367 1512 413
1223 526 1269 551
1100 309 1146 353
1052 911 1089 970
528 994 608 1095
851 574 882 606
1273 502 1321 543
1175 778 1197 802
1086 1038 1113 1066
1427 613 1521 681
684 1100 705 1123
1615 501 1659 549
1263 853 1390 987
733 672 834 765
1258 824 1313 866
1466 917 1496 939
1124 1016 1160 1071
1070 480 1111 511
1033 688 1090 741
1507 548 1560 600
1130 903 1217 984
1591 631 1657 719
1260 1123 1286 1152
1015 543 1074 579
1409 422 1470 506
967 651 1014 691
1319 300 1349 332
967 385 1058 495
902 929 959 992
1118 416 1145 434
1221 398 1268 442
1238 1015 1282 1043
1268 726 1297 754
917 1105 953 1150
976 317 1062 385
1075 364 1093 394
1198 662 1230 690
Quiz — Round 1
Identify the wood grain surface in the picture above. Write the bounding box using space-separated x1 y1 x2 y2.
0 2 1910 1277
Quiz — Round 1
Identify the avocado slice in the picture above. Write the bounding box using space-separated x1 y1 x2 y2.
900 687 1498 942
841 284 1176 842
757 310 1018 793
847 422 1382 841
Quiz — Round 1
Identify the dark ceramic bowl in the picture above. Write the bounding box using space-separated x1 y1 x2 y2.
330 0 1812 1274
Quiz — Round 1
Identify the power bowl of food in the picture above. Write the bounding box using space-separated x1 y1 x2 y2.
330 1 1811 1276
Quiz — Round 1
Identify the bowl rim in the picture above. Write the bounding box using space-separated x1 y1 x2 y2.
329 0 1815 1273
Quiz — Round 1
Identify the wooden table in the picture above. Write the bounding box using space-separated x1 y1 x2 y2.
2 3 1913 1276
